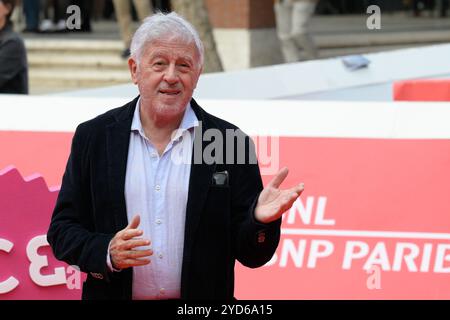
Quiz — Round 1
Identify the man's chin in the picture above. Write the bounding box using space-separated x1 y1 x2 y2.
154 102 187 117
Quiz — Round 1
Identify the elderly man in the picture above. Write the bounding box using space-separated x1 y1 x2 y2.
274 0 318 62
47 12 304 300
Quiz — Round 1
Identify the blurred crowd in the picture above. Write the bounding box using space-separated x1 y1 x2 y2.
15 0 170 34
13 0 170 57
274 0 449 63
1 0 170 94
2 0 450 95
409 0 449 17
317 0 449 16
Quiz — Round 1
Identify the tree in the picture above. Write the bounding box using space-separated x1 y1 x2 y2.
171 0 223 73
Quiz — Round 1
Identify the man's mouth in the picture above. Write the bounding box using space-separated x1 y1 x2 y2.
159 90 181 96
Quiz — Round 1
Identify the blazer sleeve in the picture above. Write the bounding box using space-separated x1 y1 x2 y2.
0 37 26 87
47 123 114 277
231 135 282 268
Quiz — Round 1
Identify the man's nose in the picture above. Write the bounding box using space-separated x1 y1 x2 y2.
163 64 178 84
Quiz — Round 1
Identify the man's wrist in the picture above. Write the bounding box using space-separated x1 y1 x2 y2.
106 241 122 272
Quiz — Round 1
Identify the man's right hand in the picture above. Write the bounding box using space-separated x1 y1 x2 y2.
109 215 152 270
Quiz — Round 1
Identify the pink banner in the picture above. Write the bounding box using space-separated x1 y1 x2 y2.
236 137 450 299
2 131 450 299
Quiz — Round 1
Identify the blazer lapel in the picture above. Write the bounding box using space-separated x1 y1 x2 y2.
181 99 216 297
106 98 137 230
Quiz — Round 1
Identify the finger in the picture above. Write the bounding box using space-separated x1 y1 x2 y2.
267 167 289 189
122 239 151 250
122 258 151 267
126 214 140 230
124 249 153 259
288 183 305 195
280 191 301 213
121 229 143 240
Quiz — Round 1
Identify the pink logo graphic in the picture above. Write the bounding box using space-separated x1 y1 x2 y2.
0 166 83 300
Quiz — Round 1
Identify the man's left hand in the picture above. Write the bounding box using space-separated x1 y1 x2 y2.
254 167 304 224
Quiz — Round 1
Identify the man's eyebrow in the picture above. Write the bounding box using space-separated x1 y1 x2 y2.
148 52 195 65
179 56 194 64
149 52 167 60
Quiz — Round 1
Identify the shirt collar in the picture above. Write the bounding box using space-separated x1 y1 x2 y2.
131 98 199 142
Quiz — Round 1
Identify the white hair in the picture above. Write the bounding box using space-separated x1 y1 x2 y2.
130 12 204 69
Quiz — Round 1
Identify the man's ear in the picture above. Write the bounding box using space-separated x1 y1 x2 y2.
128 57 139 84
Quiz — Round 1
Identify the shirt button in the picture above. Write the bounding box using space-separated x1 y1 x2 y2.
158 253 163 259
151 152 157 158
155 185 161 191
156 219 162 225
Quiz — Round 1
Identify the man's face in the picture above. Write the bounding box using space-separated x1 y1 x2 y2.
128 39 202 119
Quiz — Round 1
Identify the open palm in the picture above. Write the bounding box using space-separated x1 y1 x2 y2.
254 167 304 224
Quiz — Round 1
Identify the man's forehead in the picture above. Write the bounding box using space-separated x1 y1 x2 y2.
146 39 198 57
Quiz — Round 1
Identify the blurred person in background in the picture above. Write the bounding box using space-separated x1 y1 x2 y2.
22 0 39 32
439 0 449 17
153 0 170 12
39 0 67 32
113 0 152 58
0 0 28 94
274 0 319 63
409 0 448 17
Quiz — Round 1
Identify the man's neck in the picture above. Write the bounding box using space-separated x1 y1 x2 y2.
139 104 185 155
